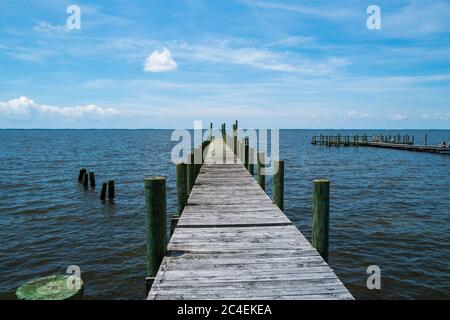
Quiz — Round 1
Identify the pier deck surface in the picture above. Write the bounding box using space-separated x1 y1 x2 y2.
148 139 353 300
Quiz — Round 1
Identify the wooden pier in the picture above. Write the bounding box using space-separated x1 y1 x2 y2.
147 138 353 300
311 134 450 155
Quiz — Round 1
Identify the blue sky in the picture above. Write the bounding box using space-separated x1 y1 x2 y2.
0 0 449 128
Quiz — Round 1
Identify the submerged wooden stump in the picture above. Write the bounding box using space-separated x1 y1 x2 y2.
16 275 83 300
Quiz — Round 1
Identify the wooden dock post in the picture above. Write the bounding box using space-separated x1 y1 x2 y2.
249 147 254 176
78 168 86 182
233 120 238 155
201 142 205 162
108 180 115 200
194 147 202 179
187 152 195 196
89 172 95 189
82 172 88 190
244 137 249 170
144 176 167 291
222 124 226 143
273 160 284 210
176 162 187 215
312 179 330 262
257 151 265 191
100 182 107 201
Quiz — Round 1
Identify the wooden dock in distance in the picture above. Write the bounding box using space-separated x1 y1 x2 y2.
147 139 353 300
311 134 450 155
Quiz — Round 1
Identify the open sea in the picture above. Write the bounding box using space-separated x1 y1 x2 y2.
0 129 449 299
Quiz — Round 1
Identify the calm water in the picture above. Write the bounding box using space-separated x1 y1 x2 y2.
0 129 449 300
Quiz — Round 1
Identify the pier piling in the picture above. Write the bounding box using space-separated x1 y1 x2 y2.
89 172 95 189
78 168 86 182
100 183 107 201
257 151 265 191
176 162 187 215
144 176 167 291
82 172 88 190
108 180 115 200
194 147 202 180
187 153 195 196
249 147 254 176
273 160 284 210
312 179 330 262
244 137 249 170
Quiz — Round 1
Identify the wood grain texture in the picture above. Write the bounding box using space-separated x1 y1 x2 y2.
148 139 353 300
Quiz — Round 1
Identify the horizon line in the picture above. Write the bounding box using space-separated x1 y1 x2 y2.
1 128 449 131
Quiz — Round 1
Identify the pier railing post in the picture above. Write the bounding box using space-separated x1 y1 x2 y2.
209 122 213 141
249 147 254 176
187 152 195 196
244 137 249 170
257 151 265 191
194 147 202 179
273 160 284 210
312 179 330 262
145 176 167 292
176 162 187 216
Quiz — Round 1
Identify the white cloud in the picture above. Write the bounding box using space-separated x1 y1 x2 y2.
242 0 357 19
391 114 409 121
0 96 119 120
346 110 370 120
38 104 119 117
0 96 36 119
144 48 178 72
265 36 316 48
175 41 349 75
384 1 450 37
33 21 68 35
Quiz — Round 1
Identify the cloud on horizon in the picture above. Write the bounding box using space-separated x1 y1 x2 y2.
0 96 119 120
